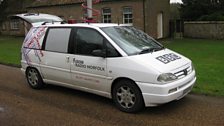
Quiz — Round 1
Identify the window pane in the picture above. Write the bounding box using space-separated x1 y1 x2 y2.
102 8 112 23
124 19 129 23
123 7 133 24
75 28 103 56
105 20 109 23
102 8 111 14
106 42 120 57
123 7 132 14
45 28 71 53
101 26 163 56
10 19 19 30
105 15 109 19
124 14 129 18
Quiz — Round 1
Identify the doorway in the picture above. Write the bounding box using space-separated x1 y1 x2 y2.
157 12 163 39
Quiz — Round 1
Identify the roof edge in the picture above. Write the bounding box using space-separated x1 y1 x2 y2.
26 0 135 9
26 2 81 9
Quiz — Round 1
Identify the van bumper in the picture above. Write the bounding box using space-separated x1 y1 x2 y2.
136 71 196 107
21 68 26 75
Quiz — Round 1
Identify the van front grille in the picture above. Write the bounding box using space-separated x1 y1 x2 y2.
174 67 191 79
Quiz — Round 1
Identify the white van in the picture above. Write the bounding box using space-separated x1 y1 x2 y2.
15 13 196 113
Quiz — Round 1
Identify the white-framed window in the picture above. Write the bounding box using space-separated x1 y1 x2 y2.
10 19 20 30
102 8 111 23
123 7 133 24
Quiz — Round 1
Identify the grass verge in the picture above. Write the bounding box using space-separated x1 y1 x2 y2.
162 38 224 96
0 36 224 96
0 36 23 66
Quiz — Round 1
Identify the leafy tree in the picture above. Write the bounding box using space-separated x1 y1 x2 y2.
170 3 181 20
180 0 224 21
0 0 8 23
0 0 34 23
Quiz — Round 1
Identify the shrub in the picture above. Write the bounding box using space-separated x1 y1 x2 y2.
198 12 224 21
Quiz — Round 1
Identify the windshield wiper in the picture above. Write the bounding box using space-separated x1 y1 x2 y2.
139 47 164 54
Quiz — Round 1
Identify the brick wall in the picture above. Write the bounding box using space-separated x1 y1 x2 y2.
184 21 224 39
28 1 144 30
1 20 25 36
144 0 170 38
0 0 170 38
94 1 144 30
28 0 171 38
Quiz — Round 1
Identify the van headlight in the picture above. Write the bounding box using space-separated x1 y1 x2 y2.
157 73 177 83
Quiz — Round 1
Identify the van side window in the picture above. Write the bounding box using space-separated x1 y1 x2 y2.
75 28 103 56
106 42 121 57
45 28 71 53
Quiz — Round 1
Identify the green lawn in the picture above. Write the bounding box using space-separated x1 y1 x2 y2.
0 36 224 96
0 36 23 66
162 38 224 96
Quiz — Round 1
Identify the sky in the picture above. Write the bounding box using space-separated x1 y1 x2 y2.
170 0 183 3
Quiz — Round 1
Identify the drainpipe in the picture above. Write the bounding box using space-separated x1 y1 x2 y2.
142 0 146 32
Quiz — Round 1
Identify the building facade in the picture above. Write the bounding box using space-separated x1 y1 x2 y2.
0 0 28 36
0 0 170 39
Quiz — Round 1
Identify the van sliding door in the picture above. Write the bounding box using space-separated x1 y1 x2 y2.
40 27 72 84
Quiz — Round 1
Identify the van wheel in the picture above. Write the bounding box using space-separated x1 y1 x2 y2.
112 80 144 113
26 68 44 89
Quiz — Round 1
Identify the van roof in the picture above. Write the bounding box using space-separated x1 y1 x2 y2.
37 23 133 28
11 13 133 28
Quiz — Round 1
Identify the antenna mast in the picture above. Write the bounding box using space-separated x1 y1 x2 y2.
81 0 100 23
87 0 93 20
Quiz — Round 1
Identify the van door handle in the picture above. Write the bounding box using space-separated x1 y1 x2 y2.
66 56 70 63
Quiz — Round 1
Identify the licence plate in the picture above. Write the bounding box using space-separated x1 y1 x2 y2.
183 86 192 95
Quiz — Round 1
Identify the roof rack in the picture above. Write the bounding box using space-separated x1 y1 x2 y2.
41 21 67 25
24 13 39 16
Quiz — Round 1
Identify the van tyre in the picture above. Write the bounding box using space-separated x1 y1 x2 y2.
26 68 44 89
112 80 144 113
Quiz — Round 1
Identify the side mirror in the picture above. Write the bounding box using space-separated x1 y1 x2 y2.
92 49 106 58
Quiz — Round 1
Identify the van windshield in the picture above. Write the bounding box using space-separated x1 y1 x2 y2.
101 26 164 56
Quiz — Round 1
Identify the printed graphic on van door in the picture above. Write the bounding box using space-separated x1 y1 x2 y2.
156 53 181 64
22 26 47 64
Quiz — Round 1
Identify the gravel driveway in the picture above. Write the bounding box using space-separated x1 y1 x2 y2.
0 64 223 126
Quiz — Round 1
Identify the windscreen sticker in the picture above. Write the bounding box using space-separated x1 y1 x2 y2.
23 26 47 65
156 53 181 64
